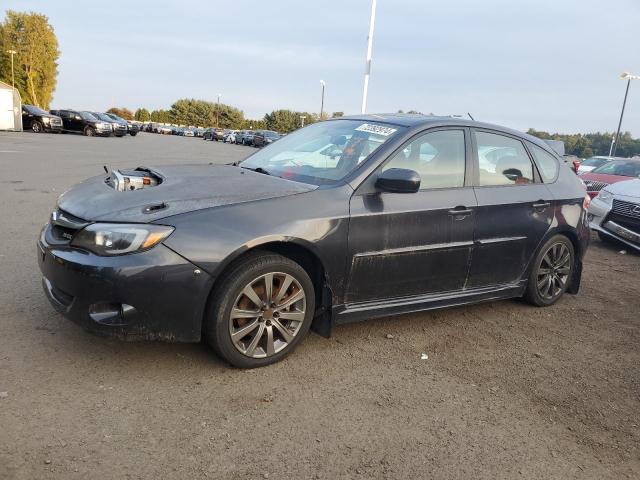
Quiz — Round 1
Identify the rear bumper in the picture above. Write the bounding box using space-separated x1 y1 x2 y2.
37 234 213 342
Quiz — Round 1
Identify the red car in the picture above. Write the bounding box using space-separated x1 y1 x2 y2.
581 159 640 198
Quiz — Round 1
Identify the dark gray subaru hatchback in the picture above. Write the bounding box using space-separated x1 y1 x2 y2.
38 114 590 368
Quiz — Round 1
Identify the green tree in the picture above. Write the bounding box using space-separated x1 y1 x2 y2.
0 10 59 108
527 129 640 157
135 108 150 122
263 109 318 133
150 109 171 123
168 98 244 128
331 111 344 118
107 107 133 120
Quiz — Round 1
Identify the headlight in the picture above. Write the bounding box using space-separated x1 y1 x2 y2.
70 223 174 256
596 190 613 205
42 117 51 124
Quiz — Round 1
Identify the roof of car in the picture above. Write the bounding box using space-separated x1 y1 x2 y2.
333 113 549 149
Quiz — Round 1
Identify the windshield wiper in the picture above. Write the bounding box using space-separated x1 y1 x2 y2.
241 166 271 176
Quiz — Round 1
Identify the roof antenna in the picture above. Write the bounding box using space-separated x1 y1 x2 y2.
467 112 475 121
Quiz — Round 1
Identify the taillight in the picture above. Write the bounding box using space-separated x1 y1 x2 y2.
583 194 591 210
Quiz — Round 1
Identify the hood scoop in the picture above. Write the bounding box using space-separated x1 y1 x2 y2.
106 167 163 192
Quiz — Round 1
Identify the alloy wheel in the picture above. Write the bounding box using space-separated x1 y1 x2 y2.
32 122 41 133
229 272 306 358
536 242 571 300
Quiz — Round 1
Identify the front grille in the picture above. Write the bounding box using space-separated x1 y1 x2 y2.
51 118 62 126
612 199 640 220
584 180 608 192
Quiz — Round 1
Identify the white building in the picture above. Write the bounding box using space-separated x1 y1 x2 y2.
0 81 23 131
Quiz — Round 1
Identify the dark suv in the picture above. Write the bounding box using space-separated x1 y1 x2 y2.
22 104 63 133
50 109 113 137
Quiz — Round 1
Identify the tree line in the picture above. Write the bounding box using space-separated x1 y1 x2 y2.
110 98 344 133
527 129 640 158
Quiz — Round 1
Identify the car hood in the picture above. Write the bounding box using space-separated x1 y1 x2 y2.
604 178 640 198
57 164 316 223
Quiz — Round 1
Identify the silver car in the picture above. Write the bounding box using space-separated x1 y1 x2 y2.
588 178 640 251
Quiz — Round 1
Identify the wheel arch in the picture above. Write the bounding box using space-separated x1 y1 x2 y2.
202 237 334 339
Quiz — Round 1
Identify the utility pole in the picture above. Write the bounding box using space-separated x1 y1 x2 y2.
319 80 325 120
612 72 639 157
216 93 221 128
6 50 17 91
361 0 377 114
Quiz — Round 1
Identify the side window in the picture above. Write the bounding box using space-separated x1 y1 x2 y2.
528 143 559 182
475 131 535 186
382 129 466 189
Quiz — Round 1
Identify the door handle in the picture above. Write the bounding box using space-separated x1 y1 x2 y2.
448 206 473 217
532 201 550 210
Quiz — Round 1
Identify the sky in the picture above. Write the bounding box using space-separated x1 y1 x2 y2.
4 0 640 135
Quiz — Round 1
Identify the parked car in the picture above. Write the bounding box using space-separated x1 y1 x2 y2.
581 159 640 198
578 156 619 175
50 109 113 136
223 130 238 143
253 130 280 147
104 113 139 136
37 115 590 368
588 178 640 251
92 112 126 137
21 104 63 133
184 129 195 137
233 130 248 144
239 130 255 145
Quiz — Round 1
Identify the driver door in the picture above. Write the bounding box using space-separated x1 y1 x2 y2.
346 128 477 303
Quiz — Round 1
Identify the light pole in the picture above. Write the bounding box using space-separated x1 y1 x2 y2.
361 0 377 114
216 93 221 128
6 50 17 92
319 80 325 120
611 72 639 157
300 115 306 128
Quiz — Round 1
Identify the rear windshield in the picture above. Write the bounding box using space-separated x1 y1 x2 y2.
592 160 640 177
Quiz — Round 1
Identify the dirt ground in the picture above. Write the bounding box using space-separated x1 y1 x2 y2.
0 132 638 479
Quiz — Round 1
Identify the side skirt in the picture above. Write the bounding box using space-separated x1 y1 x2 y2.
332 281 527 325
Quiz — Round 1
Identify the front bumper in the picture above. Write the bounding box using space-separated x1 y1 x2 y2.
37 230 213 342
589 197 640 251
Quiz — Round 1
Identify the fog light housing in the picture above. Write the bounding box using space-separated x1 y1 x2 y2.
88 302 136 326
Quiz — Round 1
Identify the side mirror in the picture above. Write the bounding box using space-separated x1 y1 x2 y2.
375 168 421 193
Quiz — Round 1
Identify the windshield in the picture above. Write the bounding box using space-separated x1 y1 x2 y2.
93 113 113 122
80 111 98 121
581 157 608 168
24 105 48 115
106 113 123 122
240 120 401 185
592 160 640 177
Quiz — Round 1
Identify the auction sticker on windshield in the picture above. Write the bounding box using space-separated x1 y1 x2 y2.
355 123 397 136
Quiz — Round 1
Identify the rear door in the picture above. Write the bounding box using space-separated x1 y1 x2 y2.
346 128 477 303
467 129 554 287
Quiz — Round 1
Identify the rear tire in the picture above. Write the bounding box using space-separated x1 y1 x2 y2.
205 253 315 368
524 235 574 307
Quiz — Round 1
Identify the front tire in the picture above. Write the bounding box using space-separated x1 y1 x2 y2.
84 126 95 137
31 121 43 133
205 253 315 368
524 235 574 307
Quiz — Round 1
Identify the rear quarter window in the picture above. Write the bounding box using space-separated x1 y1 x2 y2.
528 143 559 182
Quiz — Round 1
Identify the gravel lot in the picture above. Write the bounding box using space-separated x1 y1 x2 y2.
0 131 638 480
